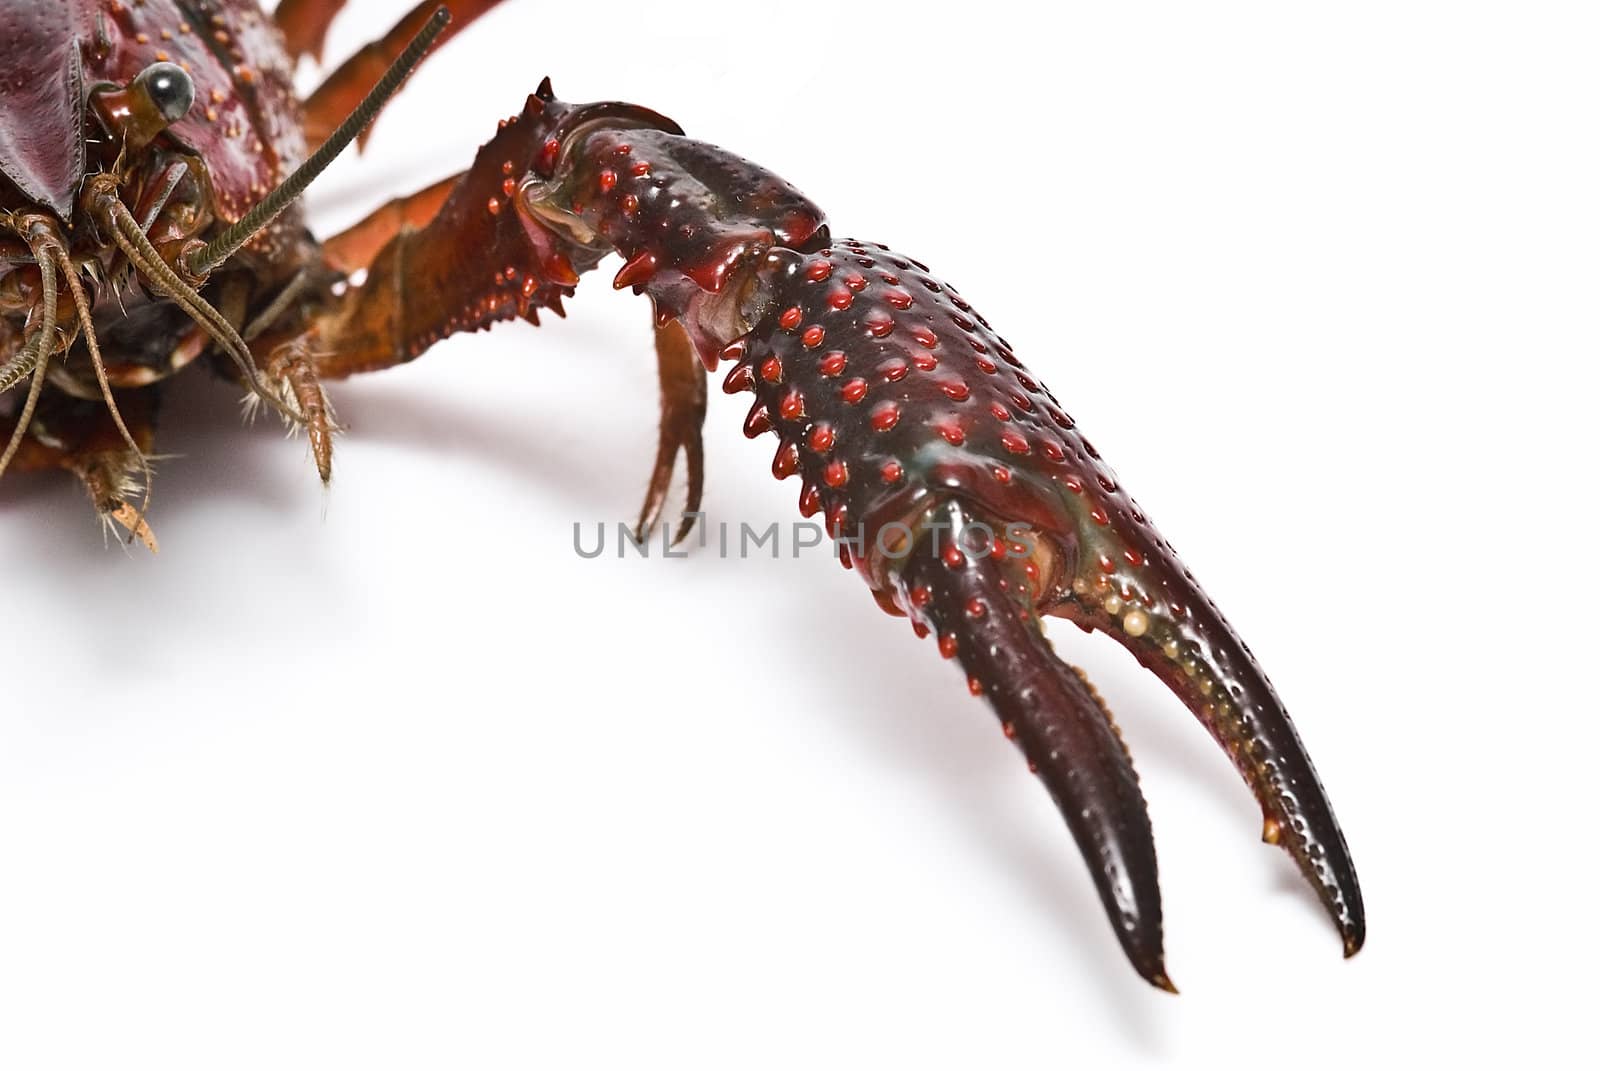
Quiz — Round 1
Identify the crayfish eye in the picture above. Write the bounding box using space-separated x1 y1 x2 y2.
133 63 195 125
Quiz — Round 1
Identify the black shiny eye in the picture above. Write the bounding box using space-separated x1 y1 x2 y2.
134 62 195 124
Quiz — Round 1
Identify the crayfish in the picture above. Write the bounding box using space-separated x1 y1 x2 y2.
0 0 1364 988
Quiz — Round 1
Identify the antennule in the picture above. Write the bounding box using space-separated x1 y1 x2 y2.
186 6 451 276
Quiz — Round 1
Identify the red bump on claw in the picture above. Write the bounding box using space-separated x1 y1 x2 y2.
1000 429 1031 455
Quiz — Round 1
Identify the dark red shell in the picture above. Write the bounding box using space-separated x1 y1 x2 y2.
0 0 302 221
729 239 1093 582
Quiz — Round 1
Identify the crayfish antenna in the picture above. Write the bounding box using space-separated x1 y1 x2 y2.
901 503 1175 992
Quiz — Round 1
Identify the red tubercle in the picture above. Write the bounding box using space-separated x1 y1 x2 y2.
620 194 639 217
1124 548 1145 567
880 460 904 483
544 253 581 286
722 361 755 394
841 378 868 404
806 260 833 282
760 356 783 383
828 289 855 310
1089 505 1110 525
865 312 895 338
990 402 1011 421
1040 439 1065 462
612 249 657 289
743 403 773 437
992 465 1012 484
881 358 908 382
631 161 652 177
941 380 970 401
939 423 966 446
884 290 913 310
910 585 932 608
772 441 799 478
942 545 966 569
808 424 835 453
824 460 849 487
819 351 847 376
965 598 987 619
799 484 822 516
910 325 938 348
975 355 998 374
779 390 807 421
598 168 617 192
538 136 561 174
938 633 959 659
968 677 984 696
1063 474 1084 494
779 306 803 330
870 402 901 431
802 325 826 348
843 272 868 292
1000 430 1030 455
913 353 938 372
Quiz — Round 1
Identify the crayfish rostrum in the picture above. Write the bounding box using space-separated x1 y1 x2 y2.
0 0 1364 988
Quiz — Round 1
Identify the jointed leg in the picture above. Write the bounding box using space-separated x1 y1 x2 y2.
637 319 706 543
2 388 161 550
273 0 352 62
302 0 511 151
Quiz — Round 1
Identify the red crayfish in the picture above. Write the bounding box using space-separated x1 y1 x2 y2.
0 0 1364 989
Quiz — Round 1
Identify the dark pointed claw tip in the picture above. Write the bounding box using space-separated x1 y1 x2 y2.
1149 970 1179 995
1342 923 1366 958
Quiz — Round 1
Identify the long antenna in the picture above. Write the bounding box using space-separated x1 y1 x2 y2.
186 7 451 276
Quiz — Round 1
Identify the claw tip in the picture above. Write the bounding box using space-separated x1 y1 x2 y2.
1150 970 1179 995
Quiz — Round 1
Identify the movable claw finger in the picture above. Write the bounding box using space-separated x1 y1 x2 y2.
902 503 1173 991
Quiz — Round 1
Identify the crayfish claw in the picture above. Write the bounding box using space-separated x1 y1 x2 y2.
901 503 1173 991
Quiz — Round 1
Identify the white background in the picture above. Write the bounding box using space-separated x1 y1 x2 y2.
2 1 1595 1066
